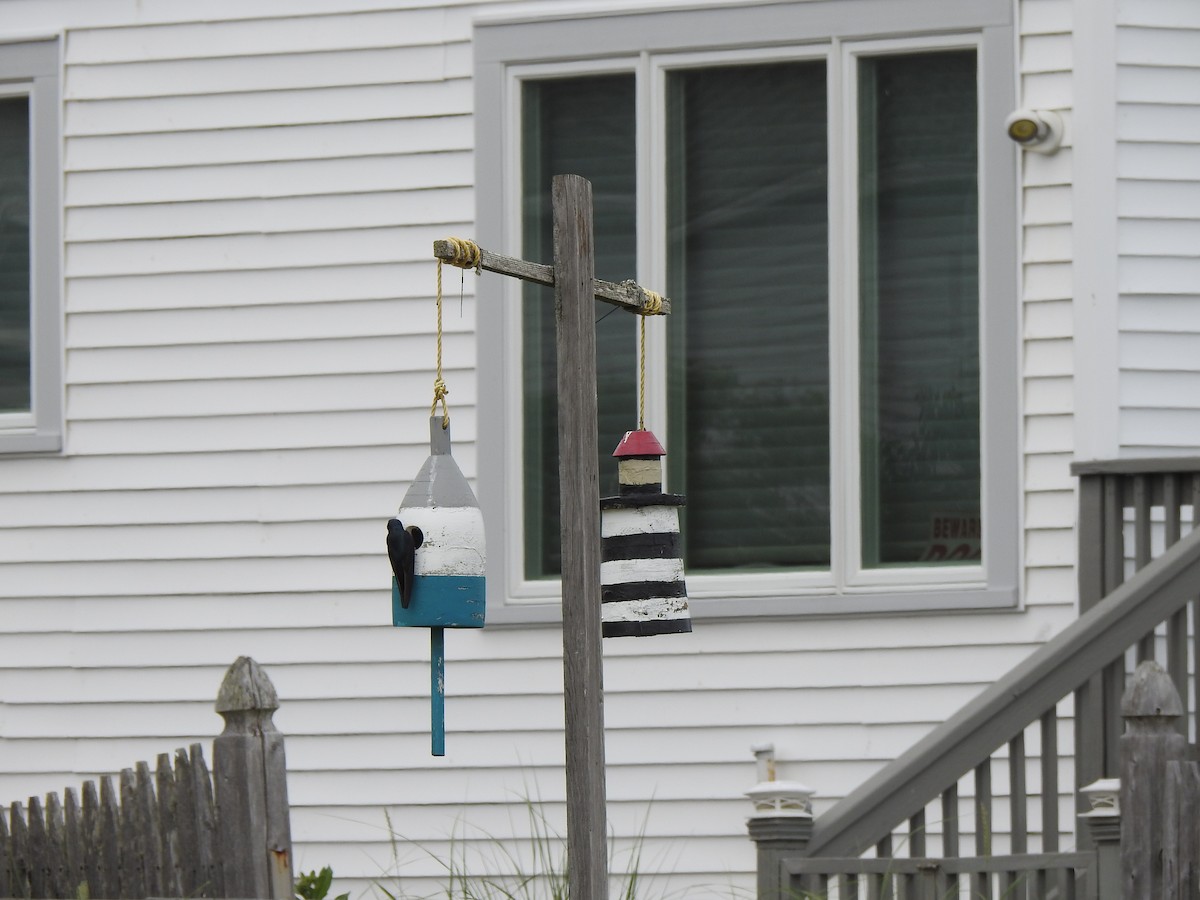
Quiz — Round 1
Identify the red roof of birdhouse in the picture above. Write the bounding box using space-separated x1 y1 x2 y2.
612 429 666 458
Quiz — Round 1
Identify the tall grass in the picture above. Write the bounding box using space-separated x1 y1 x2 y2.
371 792 696 900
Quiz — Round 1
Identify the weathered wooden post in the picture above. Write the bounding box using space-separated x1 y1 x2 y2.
432 175 671 900
1120 660 1187 899
1162 759 1200 900
213 656 294 900
552 174 609 900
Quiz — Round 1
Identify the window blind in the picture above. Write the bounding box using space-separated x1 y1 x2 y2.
666 62 830 571
521 74 637 579
0 96 30 415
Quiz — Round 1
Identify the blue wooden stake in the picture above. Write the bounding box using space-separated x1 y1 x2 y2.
431 626 446 756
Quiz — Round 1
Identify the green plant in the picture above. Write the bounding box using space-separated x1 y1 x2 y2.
296 865 351 900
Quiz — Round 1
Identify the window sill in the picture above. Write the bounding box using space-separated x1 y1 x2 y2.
0 430 62 454
483 584 1019 628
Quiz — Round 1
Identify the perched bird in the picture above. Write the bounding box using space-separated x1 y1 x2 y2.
387 517 420 609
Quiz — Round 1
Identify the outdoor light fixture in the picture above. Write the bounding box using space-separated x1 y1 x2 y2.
1004 108 1064 154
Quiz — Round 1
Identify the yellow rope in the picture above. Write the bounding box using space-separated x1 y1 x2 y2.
428 239 481 429
637 290 663 430
432 259 450 428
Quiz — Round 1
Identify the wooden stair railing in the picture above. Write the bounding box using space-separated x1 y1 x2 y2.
781 462 1200 879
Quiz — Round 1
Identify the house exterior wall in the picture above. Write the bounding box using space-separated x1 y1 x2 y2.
0 0 1183 895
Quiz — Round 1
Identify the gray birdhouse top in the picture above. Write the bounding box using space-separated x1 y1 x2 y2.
401 417 479 509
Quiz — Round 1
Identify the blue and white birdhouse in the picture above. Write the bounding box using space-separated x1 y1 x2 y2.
389 416 486 629
600 429 691 637
388 415 485 756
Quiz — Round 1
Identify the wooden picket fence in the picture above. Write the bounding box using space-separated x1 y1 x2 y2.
0 657 293 900
0 746 222 899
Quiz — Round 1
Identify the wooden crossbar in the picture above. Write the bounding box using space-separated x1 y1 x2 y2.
432 239 671 315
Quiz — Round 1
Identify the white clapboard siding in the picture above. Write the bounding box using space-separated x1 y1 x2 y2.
1115 12 1200 452
0 2 1102 897
1019 0 1074 610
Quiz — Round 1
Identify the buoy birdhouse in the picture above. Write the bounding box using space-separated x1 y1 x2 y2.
388 415 485 755
600 429 690 637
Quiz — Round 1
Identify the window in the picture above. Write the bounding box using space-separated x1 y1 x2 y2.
475 1 1017 619
0 38 61 454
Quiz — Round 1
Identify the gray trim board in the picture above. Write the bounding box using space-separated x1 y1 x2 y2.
0 37 63 455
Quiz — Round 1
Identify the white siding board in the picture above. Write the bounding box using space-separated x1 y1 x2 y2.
0 445 475 493
1117 65 1200 103
64 80 472 136
1116 25 1200 65
1120 218 1200 255
66 333 475 383
1025 376 1073 415
66 189 474 241
1025 453 1073 492
0 482 394 527
1023 338 1073 377
65 226 464 278
63 9 468 65
1021 261 1073 300
1118 180 1200 218
63 45 463 100
67 371 477 420
1121 408 1200 447
1023 298 1073 339
1116 0 1200 29
1119 256 1200 294
1022 224 1072 262
1122 369 1200 407
1121 330 1200 371
1023 185 1072 225
1021 0 1072 34
65 116 474 172
1118 142 1200 180
65 298 470 349
65 152 473 206
68 263 445 312
1020 32 1073 72
1117 103 1200 143
1024 414 1074 454
1020 69 1071 108
63 408 470 455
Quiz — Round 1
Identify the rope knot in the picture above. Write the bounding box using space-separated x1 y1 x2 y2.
445 237 482 274
640 290 663 316
431 377 450 426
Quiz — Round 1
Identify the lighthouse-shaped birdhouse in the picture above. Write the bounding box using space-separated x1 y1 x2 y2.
600 429 691 637
388 415 485 756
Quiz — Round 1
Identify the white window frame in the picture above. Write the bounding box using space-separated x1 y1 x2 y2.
0 37 62 454
474 0 1018 624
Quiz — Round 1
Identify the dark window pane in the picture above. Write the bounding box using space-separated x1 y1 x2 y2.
0 95 31 414
521 75 637 579
858 50 981 567
667 62 830 571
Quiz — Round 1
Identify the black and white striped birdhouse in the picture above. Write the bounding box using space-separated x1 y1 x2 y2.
599 429 691 637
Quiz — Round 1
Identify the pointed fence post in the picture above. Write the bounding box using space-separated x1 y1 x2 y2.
213 656 295 900
1120 660 1187 899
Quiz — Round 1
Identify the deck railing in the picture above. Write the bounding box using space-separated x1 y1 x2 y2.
751 460 1200 898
